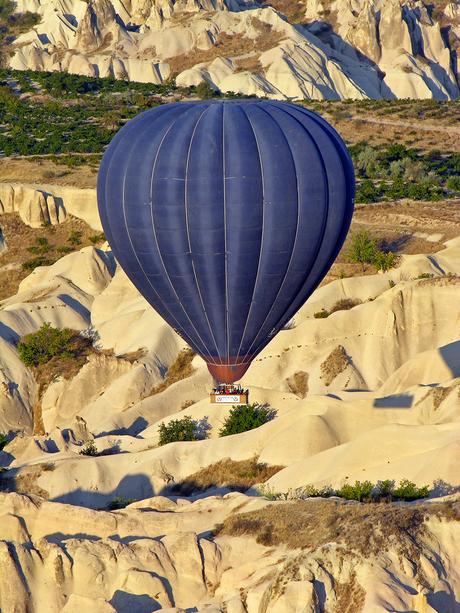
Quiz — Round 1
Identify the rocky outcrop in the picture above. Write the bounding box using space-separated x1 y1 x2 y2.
0 491 459 611
0 183 100 229
8 0 460 99
0 184 66 228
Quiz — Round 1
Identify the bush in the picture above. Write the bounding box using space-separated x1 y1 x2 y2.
89 232 106 244
158 415 199 446
374 250 398 272
196 80 217 99
329 298 362 314
68 230 82 246
22 256 53 271
337 480 374 502
0 432 8 451
417 272 434 279
355 179 381 203
79 440 98 456
314 309 329 319
393 479 429 501
347 230 377 272
446 176 460 191
281 479 430 503
18 323 75 367
219 403 275 437
107 496 135 510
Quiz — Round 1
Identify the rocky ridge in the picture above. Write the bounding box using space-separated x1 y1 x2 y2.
7 0 460 99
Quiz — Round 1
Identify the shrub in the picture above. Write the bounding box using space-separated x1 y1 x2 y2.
329 298 362 314
446 176 460 191
89 232 106 244
279 479 429 502
219 403 275 437
0 432 8 451
393 479 429 501
68 230 83 246
107 496 135 510
196 80 217 99
374 250 398 272
417 272 434 279
22 256 53 271
347 230 377 272
56 245 73 254
336 480 374 501
158 415 199 445
314 309 329 319
79 440 98 456
355 179 381 203
18 323 74 367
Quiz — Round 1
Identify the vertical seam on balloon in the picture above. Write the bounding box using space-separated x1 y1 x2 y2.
119 110 213 360
238 104 301 364
149 106 220 365
223 103 230 366
184 105 224 364
249 104 334 358
234 104 265 366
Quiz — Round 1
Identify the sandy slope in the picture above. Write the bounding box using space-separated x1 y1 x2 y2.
1 215 460 609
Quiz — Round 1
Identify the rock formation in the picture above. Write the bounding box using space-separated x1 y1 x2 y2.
8 0 460 98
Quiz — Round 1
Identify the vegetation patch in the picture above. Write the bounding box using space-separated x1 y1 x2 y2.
107 496 135 510
170 457 284 495
0 462 55 499
320 345 350 386
215 493 459 556
347 230 399 273
349 141 460 204
219 403 276 437
17 323 95 432
158 415 202 446
0 214 102 299
79 440 98 456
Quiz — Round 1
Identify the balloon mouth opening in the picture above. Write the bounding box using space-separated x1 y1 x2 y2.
207 359 252 384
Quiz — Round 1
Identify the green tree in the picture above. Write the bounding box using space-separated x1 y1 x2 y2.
219 403 275 437
17 323 74 367
374 250 398 272
158 415 199 445
347 231 377 273
196 80 217 99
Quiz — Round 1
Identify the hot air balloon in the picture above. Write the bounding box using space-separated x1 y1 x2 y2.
97 100 355 384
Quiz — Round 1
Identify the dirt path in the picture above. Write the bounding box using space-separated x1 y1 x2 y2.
354 116 460 136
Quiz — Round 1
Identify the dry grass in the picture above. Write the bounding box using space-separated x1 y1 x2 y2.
320 345 350 386
286 371 309 398
0 462 55 499
0 157 98 188
416 384 455 411
215 497 460 556
167 23 283 77
170 457 284 495
263 0 307 23
0 213 101 299
149 348 195 396
317 103 460 153
329 298 362 314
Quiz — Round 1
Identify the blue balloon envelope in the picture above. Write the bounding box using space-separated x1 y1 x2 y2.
97 100 355 383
